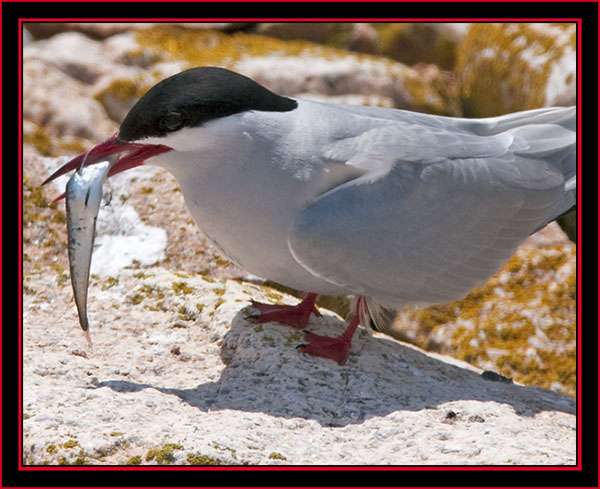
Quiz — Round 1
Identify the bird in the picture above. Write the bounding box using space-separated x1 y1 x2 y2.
43 66 577 365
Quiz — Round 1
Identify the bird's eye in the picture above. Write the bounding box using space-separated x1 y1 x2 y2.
160 112 183 132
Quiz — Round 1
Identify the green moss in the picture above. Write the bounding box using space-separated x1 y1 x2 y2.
268 452 287 461
145 443 184 465
212 253 231 267
285 330 303 347
23 286 36 295
52 210 67 224
172 281 195 295
102 276 119 290
126 455 142 465
51 263 68 286
128 293 144 305
187 453 220 465
62 440 79 449
139 284 165 300
177 306 197 322
23 174 49 209
46 444 57 454
57 450 90 466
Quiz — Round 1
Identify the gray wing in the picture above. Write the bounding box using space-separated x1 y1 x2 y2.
288 108 575 307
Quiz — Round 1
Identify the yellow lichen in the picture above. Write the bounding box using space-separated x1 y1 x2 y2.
134 27 344 67
102 276 119 290
373 23 459 70
128 293 144 305
187 453 220 465
268 452 287 461
396 241 576 396
58 138 88 154
93 77 150 121
456 23 576 117
145 443 183 465
132 25 460 116
23 125 53 156
62 440 79 449
172 281 194 295
177 306 196 322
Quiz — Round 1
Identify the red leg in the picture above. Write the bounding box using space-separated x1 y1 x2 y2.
249 293 321 329
298 298 365 365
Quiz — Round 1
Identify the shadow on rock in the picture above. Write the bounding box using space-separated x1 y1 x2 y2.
90 309 575 427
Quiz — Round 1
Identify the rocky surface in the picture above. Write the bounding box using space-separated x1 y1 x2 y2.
23 268 575 465
22 22 577 465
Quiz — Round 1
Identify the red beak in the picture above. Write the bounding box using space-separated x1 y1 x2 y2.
41 132 172 201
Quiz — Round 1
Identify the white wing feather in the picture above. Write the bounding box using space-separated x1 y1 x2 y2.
288 106 575 308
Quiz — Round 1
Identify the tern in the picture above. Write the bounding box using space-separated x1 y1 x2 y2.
44 66 576 365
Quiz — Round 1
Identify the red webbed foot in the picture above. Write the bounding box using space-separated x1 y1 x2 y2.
297 299 366 365
248 293 321 329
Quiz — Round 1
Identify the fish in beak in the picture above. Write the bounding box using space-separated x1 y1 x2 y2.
44 132 171 345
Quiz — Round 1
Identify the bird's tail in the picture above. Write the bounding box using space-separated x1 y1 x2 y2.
478 106 577 227
351 296 397 332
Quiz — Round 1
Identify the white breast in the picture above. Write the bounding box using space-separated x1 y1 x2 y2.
147 104 356 295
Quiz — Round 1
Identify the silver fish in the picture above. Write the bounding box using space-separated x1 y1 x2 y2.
65 159 113 347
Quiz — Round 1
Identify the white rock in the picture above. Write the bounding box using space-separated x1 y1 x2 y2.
23 60 116 140
23 268 576 465
24 32 116 84
235 54 425 109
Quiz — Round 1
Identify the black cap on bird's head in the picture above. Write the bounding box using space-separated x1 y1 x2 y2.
119 66 298 142
42 67 298 193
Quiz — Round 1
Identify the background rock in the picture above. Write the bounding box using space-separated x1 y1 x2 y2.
22 22 577 466
456 23 576 117
23 60 116 140
256 22 469 71
24 22 253 40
